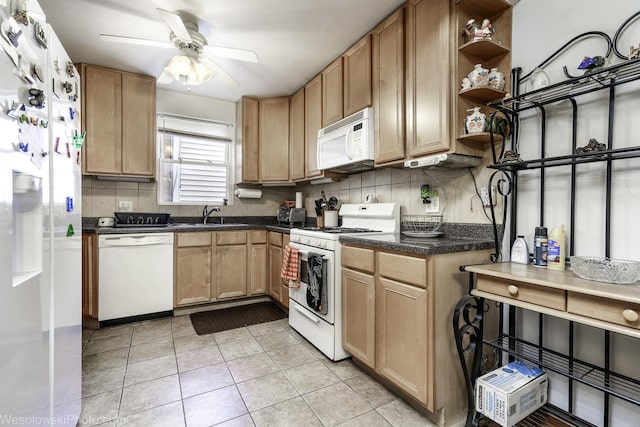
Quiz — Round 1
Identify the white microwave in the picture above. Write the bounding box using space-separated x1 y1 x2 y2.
317 107 375 173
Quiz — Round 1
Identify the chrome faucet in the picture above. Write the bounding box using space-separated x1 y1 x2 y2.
203 205 221 224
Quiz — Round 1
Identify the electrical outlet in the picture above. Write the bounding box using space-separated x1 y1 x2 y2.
480 186 496 207
119 200 133 212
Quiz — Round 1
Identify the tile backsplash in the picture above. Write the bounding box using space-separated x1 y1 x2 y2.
82 155 502 225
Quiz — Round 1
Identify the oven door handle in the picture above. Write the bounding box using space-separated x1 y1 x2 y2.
294 305 320 324
296 249 329 260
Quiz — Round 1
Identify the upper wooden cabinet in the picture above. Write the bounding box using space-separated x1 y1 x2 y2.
259 97 290 182
80 64 156 178
236 96 260 183
305 75 323 178
289 87 306 181
373 8 405 164
322 57 344 127
322 34 373 129
405 0 454 158
343 34 372 117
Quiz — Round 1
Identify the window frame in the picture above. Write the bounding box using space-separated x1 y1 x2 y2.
156 114 235 206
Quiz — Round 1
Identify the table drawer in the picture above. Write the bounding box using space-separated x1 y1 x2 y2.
176 232 211 247
476 276 566 311
343 246 375 273
567 292 640 330
378 251 427 288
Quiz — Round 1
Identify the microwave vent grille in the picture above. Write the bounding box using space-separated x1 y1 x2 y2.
318 107 372 137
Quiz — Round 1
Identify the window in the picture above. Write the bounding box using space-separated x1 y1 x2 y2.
157 114 234 205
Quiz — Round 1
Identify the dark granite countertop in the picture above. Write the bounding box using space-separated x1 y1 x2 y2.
83 216 305 235
340 223 502 256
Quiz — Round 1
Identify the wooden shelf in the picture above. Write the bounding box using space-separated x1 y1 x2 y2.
459 39 510 60
459 86 507 103
457 132 503 144
457 0 512 17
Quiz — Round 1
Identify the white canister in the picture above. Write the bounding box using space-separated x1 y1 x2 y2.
324 210 338 227
98 217 115 227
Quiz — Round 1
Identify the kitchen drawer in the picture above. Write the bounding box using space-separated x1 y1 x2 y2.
269 232 283 247
343 246 375 273
216 231 247 245
249 230 267 244
567 292 640 330
476 276 566 311
378 251 426 288
176 232 212 247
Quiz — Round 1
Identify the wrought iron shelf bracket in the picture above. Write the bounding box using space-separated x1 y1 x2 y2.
488 57 640 114
489 146 640 172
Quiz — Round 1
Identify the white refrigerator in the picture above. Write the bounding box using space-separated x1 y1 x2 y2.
0 1 81 425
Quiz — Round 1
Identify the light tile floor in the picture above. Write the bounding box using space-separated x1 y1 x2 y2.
80 315 437 427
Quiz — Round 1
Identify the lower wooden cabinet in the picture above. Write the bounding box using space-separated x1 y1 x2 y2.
267 231 290 307
174 232 213 306
174 230 268 307
82 234 98 318
342 267 376 367
214 231 248 299
376 276 428 405
342 245 492 424
249 231 268 295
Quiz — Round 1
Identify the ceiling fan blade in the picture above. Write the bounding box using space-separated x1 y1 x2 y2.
199 56 239 88
157 70 174 85
100 34 173 49
157 8 192 42
203 45 259 63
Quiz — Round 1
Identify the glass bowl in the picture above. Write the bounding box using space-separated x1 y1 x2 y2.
570 256 640 285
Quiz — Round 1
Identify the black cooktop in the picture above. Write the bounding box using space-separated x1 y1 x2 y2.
300 227 380 234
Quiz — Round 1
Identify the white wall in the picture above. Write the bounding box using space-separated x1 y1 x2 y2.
512 2 640 425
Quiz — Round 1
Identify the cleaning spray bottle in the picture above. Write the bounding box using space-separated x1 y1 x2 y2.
547 225 566 270
510 235 529 264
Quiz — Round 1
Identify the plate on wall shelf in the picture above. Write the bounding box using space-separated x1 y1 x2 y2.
401 231 443 238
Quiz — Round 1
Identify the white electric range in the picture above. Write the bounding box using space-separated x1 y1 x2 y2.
288 203 399 360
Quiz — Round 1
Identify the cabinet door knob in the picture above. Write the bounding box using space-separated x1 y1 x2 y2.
507 285 519 296
622 309 639 323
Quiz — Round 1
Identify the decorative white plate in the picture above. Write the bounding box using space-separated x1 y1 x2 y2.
401 231 443 238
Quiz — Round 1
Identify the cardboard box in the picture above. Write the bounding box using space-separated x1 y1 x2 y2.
475 361 548 426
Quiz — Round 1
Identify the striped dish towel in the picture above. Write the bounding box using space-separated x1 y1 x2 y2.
281 244 300 288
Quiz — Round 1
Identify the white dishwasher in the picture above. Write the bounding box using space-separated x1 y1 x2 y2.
98 233 174 321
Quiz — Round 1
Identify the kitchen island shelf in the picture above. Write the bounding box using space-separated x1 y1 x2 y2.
484 334 640 406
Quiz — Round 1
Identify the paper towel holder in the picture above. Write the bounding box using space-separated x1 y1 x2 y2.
234 188 262 199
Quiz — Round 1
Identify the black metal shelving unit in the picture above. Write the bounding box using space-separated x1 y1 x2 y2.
453 11 640 427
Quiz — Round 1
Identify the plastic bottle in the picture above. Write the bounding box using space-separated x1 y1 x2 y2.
510 235 529 264
547 225 565 270
533 226 548 267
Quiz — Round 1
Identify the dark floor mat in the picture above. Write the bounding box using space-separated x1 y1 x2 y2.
190 301 288 335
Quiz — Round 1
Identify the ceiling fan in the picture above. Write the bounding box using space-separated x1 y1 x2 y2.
100 8 258 88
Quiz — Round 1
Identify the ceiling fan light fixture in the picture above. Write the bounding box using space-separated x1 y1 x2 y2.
164 54 212 86
164 55 192 80
190 57 213 83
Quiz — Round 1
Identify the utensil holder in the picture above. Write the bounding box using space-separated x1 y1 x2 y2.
324 210 338 227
